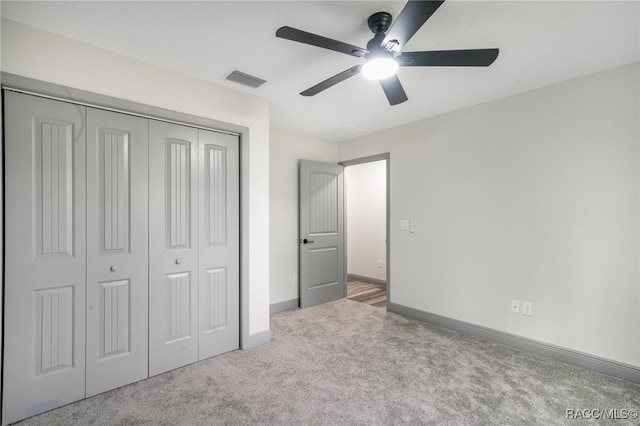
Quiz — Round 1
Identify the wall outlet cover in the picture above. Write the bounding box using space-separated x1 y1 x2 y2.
511 300 520 313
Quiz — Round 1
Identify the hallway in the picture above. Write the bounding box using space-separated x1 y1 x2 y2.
347 280 386 308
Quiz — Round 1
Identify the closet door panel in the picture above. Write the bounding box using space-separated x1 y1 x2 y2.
198 130 240 359
86 108 149 396
149 120 198 376
2 92 86 424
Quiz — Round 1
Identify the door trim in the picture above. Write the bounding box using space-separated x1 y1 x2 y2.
0 73 251 364
0 82 4 419
339 153 391 308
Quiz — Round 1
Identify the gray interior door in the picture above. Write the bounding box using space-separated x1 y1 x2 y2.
3 92 87 424
197 129 240 359
85 108 149 397
299 160 345 308
148 121 240 375
148 120 199 376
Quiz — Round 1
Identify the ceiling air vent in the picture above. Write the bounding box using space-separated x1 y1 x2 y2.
224 69 267 89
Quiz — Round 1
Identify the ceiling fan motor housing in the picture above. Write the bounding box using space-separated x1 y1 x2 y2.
366 33 392 57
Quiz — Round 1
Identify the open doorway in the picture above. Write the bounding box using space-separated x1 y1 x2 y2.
341 155 389 309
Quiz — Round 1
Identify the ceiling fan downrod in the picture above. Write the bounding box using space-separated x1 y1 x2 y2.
366 12 401 60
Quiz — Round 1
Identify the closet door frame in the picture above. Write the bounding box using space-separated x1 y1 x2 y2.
1 73 253 422
0 79 4 417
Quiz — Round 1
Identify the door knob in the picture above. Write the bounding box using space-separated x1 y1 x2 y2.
175 258 182 265
302 238 315 244
110 265 118 272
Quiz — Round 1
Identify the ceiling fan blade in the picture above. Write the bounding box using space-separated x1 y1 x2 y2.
301 65 362 96
399 49 499 67
379 75 408 105
383 0 445 50
276 26 367 57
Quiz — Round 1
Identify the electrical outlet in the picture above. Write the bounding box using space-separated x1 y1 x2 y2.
377 259 383 269
522 301 533 316
511 300 520 313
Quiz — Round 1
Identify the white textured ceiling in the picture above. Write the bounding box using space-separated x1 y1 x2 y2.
2 1 639 141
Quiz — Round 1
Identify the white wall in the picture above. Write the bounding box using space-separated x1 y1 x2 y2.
340 63 640 367
345 160 386 281
269 127 339 305
1 19 271 338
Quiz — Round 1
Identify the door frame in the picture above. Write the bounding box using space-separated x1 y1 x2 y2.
339 153 391 308
0 74 251 410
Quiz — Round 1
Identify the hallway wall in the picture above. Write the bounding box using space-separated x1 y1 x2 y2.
345 160 387 282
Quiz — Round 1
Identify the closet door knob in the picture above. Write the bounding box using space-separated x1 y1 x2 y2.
110 265 118 272
175 258 182 265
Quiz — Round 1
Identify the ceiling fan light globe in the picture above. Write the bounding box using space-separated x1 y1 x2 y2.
361 57 399 80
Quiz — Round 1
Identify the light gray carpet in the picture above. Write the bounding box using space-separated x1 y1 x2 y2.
16 299 640 425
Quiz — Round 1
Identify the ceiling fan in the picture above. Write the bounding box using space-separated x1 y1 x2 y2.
276 0 499 106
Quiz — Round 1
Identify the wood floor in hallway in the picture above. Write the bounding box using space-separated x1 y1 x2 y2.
347 280 386 308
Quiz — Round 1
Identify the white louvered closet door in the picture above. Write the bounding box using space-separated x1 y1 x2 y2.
3 92 87 424
85 108 149 396
148 120 199 376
